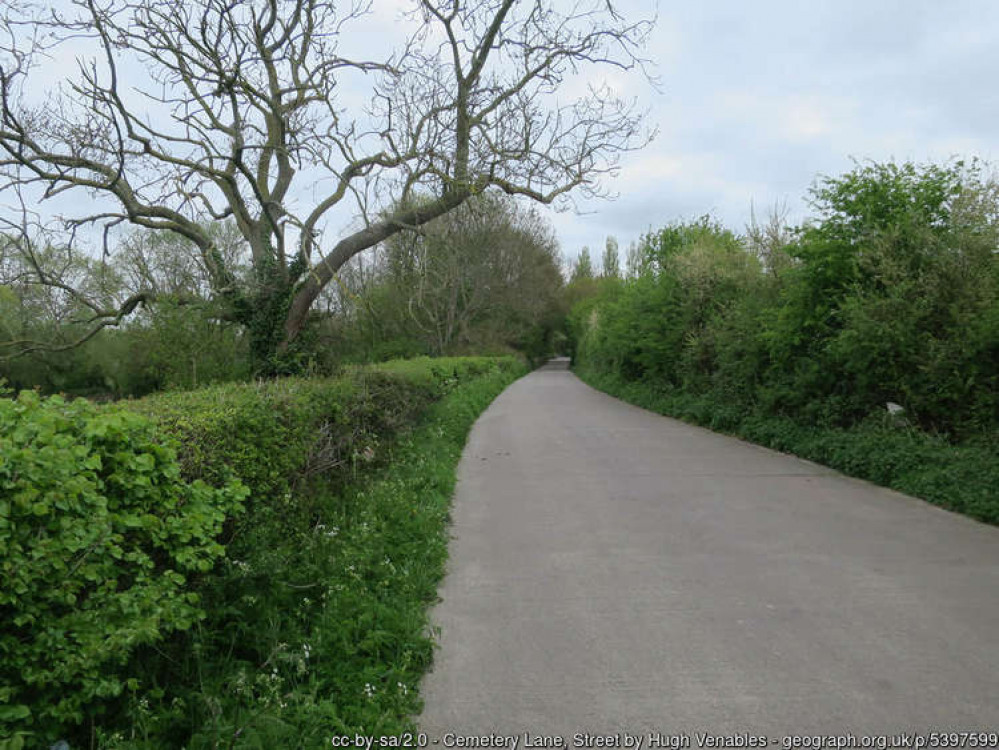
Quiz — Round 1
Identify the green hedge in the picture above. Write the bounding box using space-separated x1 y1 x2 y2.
0 392 246 747
129 357 504 494
0 356 524 747
571 164 999 439
156 360 527 745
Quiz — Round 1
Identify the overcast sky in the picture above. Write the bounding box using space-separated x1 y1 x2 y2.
549 0 999 264
9 0 999 271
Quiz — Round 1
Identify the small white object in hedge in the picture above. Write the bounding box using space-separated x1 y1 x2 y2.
885 402 908 426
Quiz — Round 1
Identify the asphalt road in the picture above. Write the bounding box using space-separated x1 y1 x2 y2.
418 359 999 736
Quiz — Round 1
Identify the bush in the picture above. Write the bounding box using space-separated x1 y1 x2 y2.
570 159 998 524
99 356 522 746
1 356 524 746
150 361 527 746
573 160 999 438
128 357 506 499
0 391 247 744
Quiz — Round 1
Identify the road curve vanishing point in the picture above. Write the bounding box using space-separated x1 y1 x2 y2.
419 359 999 735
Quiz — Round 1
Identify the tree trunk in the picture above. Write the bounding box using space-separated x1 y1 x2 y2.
279 190 472 354
241 258 298 375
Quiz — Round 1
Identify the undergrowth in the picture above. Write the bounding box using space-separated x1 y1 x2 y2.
1 357 525 748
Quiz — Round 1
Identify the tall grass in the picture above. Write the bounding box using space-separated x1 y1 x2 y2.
98 363 525 747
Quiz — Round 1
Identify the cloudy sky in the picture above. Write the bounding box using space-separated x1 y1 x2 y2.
7 0 998 272
549 0 999 264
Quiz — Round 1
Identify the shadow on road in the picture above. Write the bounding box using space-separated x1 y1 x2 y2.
537 356 571 371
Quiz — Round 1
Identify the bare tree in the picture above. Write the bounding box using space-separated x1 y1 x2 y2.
746 200 794 277
0 0 654 369
115 221 249 301
389 192 560 353
1 206 134 354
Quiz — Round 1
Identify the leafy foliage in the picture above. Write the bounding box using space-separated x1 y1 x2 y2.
0 392 247 743
1 356 524 746
104 357 524 746
570 247 594 283
601 237 620 278
575 161 999 436
0 224 250 397
571 159 999 521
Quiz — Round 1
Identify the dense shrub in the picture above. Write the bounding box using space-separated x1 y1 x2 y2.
761 160 999 429
574 160 999 438
0 391 247 745
1 356 523 746
571 159 998 521
0 306 250 400
129 357 505 498
101 356 524 746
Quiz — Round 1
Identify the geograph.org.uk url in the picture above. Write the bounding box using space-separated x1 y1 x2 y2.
779 733 999 750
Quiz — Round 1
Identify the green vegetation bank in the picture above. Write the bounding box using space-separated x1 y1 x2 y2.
569 160 999 524
1 356 526 747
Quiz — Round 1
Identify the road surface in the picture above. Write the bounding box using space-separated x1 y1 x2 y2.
419 359 999 735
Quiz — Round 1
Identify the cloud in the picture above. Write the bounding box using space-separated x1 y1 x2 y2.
550 0 999 260
10 0 999 269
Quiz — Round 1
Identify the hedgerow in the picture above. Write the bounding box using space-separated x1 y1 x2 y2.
569 159 998 525
1 356 524 747
0 391 247 746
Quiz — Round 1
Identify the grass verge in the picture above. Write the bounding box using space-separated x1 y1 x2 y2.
1 358 524 748
100 360 525 748
575 367 999 526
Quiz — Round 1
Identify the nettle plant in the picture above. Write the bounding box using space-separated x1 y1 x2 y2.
0 390 247 741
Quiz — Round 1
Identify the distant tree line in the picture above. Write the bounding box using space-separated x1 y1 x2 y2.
0 192 565 396
315 193 566 364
